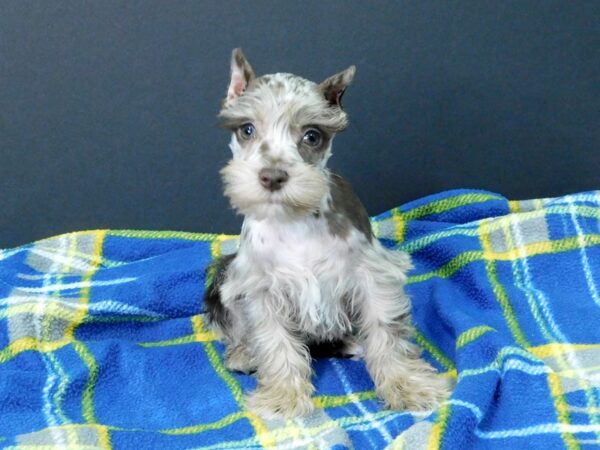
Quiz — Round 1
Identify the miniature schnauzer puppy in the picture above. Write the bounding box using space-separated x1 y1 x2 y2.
205 48 449 418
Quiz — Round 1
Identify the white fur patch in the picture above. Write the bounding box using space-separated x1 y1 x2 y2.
220 210 411 341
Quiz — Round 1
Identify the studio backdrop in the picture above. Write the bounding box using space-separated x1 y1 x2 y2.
1 1 598 247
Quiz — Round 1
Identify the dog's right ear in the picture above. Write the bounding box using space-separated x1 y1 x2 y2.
226 48 256 104
319 66 356 109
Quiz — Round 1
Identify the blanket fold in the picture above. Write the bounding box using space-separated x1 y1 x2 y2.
1 189 599 449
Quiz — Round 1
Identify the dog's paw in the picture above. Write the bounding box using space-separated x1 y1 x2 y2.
378 372 451 412
225 345 256 374
246 383 314 419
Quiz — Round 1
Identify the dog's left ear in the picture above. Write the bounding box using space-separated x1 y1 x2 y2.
226 48 256 103
319 66 356 108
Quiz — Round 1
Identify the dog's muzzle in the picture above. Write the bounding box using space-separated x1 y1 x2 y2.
258 168 289 192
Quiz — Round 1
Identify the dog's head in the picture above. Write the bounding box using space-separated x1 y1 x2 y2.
219 48 355 219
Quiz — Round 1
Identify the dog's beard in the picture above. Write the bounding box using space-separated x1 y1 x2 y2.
220 159 328 219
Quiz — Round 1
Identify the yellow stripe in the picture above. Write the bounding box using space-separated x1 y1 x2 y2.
139 316 217 347
456 326 495 350
531 343 600 359
139 335 196 348
548 372 580 450
98 424 112 450
313 391 377 409
196 306 276 448
376 192 503 243
161 411 246 435
480 222 530 346
407 251 483 284
109 229 238 242
408 234 600 286
191 315 217 342
427 402 451 450
210 233 235 259
402 193 501 221
71 342 98 424
65 231 107 426
490 235 600 261
4 445 104 450
414 330 455 371
391 208 406 243
0 337 70 363
203 341 276 447
64 231 106 340
442 369 458 380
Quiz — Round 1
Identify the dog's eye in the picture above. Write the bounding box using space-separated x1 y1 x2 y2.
239 123 256 140
302 129 322 147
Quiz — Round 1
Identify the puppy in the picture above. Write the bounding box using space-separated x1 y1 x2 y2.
205 49 449 418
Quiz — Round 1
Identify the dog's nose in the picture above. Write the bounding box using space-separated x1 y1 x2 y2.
258 168 289 191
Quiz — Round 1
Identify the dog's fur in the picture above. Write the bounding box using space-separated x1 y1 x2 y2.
205 49 449 418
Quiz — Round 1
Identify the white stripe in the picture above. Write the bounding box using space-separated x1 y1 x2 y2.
459 355 550 379
15 277 136 293
0 296 163 319
38 235 67 445
447 399 483 422
512 210 600 424
27 247 101 272
267 422 344 450
546 191 600 206
503 358 550 375
343 410 429 433
567 195 600 308
331 359 394 445
458 346 548 378
510 214 567 341
0 246 27 262
476 422 600 439
510 214 598 383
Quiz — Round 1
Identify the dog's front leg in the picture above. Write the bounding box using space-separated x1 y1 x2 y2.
356 262 450 411
244 296 314 418
360 317 449 412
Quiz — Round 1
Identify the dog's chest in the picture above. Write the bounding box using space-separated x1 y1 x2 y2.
242 216 357 275
239 216 361 335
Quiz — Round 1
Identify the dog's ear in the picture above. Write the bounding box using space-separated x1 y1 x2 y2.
319 66 356 108
226 48 256 103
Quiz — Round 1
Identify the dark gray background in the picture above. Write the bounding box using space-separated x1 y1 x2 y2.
1 1 599 248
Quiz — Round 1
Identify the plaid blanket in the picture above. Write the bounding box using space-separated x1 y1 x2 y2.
1 189 600 449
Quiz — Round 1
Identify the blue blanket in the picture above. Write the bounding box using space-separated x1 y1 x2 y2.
1 189 600 449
